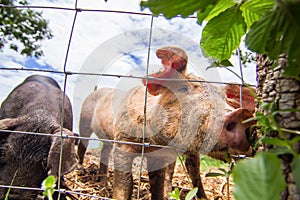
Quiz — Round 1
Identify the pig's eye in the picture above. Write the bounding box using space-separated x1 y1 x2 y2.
226 122 236 131
178 85 188 92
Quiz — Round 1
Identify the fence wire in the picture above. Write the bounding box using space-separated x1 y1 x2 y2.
0 2 251 200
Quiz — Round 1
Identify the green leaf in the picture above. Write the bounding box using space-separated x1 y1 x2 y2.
220 59 233 66
233 152 286 200
205 172 225 177
197 4 215 25
243 116 256 123
266 2 300 59
201 6 247 60
9 44 18 51
240 0 274 29
261 137 289 147
276 108 300 113
275 1 300 79
44 175 56 188
290 136 300 144
185 187 198 200
261 102 273 111
245 11 274 54
204 0 236 21
246 1 300 80
218 168 228 174
5 169 18 200
140 0 217 19
169 188 180 200
292 155 300 192
206 59 234 70
283 66 300 80
41 175 56 198
267 146 291 156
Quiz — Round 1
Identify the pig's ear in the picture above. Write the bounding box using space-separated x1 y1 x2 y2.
47 128 78 176
142 46 188 96
169 53 187 73
225 107 253 122
225 84 256 112
156 46 188 73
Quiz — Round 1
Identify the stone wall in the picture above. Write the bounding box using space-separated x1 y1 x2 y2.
256 54 300 200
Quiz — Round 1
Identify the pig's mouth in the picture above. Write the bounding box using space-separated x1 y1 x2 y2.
229 144 250 155
228 143 252 157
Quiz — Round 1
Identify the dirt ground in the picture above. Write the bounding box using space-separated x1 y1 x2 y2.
64 149 234 200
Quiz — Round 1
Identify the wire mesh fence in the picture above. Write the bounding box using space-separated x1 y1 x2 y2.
0 1 256 199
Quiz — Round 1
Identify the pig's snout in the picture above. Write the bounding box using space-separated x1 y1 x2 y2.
221 108 254 153
225 122 251 153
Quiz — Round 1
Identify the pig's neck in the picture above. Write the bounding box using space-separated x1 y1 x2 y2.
155 73 188 106
157 89 179 107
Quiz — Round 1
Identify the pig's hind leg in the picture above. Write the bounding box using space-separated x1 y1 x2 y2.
98 142 113 181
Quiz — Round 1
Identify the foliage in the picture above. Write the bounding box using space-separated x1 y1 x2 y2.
201 5 246 61
232 49 256 67
245 0 300 78
233 152 286 200
4 169 18 200
241 102 300 199
41 175 56 200
172 154 227 199
185 187 198 200
141 0 218 19
169 188 180 200
205 164 233 200
292 155 300 192
0 0 53 57
245 102 300 156
169 187 198 200
200 155 229 172
141 0 300 80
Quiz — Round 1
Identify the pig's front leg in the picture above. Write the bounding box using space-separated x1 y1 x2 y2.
113 146 134 200
147 158 176 200
185 152 207 199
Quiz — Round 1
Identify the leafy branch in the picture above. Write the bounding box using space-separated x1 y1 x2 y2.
141 0 300 79
244 102 300 156
0 0 53 57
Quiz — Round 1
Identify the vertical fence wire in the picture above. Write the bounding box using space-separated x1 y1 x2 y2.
238 48 245 107
57 0 79 198
137 15 154 199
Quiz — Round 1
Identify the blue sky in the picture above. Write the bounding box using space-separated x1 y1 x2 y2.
0 0 257 133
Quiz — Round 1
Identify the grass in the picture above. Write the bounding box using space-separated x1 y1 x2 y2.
175 154 229 171
200 155 229 172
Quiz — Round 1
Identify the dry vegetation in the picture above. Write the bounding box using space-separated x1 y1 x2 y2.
64 149 234 200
